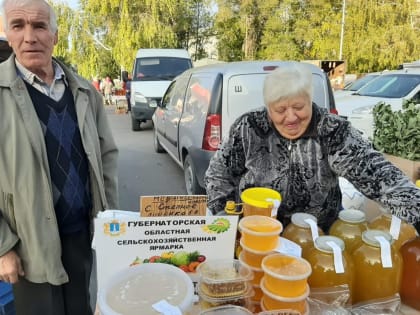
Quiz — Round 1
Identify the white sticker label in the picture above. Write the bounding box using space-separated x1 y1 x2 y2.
277 236 302 257
390 215 401 240
152 300 182 315
326 241 345 273
304 218 319 241
375 236 392 268
266 198 281 217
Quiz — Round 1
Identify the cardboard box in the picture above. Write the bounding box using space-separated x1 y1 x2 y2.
384 154 420 183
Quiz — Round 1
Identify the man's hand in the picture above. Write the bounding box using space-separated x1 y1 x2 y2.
0 250 24 283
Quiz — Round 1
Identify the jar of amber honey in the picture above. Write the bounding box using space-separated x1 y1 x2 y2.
368 213 417 251
306 236 354 303
282 213 324 259
400 236 420 310
352 230 402 304
329 209 368 253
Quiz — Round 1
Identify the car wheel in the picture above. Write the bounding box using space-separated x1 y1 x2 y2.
153 127 165 153
131 114 141 131
183 155 205 195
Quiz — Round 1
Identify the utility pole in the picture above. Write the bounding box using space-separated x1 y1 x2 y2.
339 0 346 60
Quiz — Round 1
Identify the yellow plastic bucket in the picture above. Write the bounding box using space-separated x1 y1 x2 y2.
240 187 282 217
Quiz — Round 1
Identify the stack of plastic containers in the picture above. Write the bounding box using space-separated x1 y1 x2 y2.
237 215 283 312
260 253 312 314
196 259 255 311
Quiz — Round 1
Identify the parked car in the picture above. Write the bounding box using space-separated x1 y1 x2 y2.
336 68 420 139
130 48 193 131
152 61 337 194
334 72 384 98
0 37 13 62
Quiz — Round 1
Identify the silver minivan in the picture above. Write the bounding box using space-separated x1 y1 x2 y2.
152 61 337 194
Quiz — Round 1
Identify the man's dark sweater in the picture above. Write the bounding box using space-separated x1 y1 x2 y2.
26 82 92 234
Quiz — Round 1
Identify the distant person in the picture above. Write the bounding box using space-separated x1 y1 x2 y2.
101 76 114 105
92 76 101 92
125 74 132 113
0 0 119 314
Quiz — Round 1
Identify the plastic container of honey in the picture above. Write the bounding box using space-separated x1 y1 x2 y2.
252 284 263 302
261 253 312 298
260 279 309 314
306 235 354 303
259 310 302 315
352 230 402 304
239 239 275 268
198 285 255 310
238 216 282 252
400 236 420 310
196 259 253 298
258 309 302 315
238 252 265 287
329 209 368 253
98 263 195 315
199 305 254 315
240 187 282 217
281 213 324 259
368 213 418 250
251 300 263 314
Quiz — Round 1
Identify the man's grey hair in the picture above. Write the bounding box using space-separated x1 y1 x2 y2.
263 62 313 107
1 0 58 34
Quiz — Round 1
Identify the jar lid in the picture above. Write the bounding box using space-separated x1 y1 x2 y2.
362 229 393 247
338 209 366 223
314 235 345 253
291 213 317 228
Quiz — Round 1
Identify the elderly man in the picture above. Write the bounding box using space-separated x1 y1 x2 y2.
0 0 118 314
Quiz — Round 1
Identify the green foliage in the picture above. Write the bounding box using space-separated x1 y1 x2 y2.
52 0 420 77
373 100 420 161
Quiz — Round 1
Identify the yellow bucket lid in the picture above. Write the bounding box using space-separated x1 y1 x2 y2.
240 187 282 208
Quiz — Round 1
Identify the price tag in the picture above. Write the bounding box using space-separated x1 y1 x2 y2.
304 218 319 241
389 215 401 240
326 241 345 273
375 236 392 268
277 237 302 258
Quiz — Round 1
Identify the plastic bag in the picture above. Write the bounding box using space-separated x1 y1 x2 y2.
350 294 401 315
307 285 351 315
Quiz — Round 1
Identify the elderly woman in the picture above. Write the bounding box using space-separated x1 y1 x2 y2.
204 62 420 232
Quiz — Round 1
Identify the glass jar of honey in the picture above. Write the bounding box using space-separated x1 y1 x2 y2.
352 230 402 304
400 236 420 310
306 236 355 304
282 213 324 259
368 213 418 250
329 209 368 253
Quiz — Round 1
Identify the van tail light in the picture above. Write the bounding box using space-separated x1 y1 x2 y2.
202 114 221 151
330 108 338 115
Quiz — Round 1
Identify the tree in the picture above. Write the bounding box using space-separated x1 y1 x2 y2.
53 0 420 76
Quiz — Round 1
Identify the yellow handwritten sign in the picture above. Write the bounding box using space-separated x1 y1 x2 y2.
140 195 207 217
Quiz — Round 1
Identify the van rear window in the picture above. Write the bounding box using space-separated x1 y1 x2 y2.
133 57 192 81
